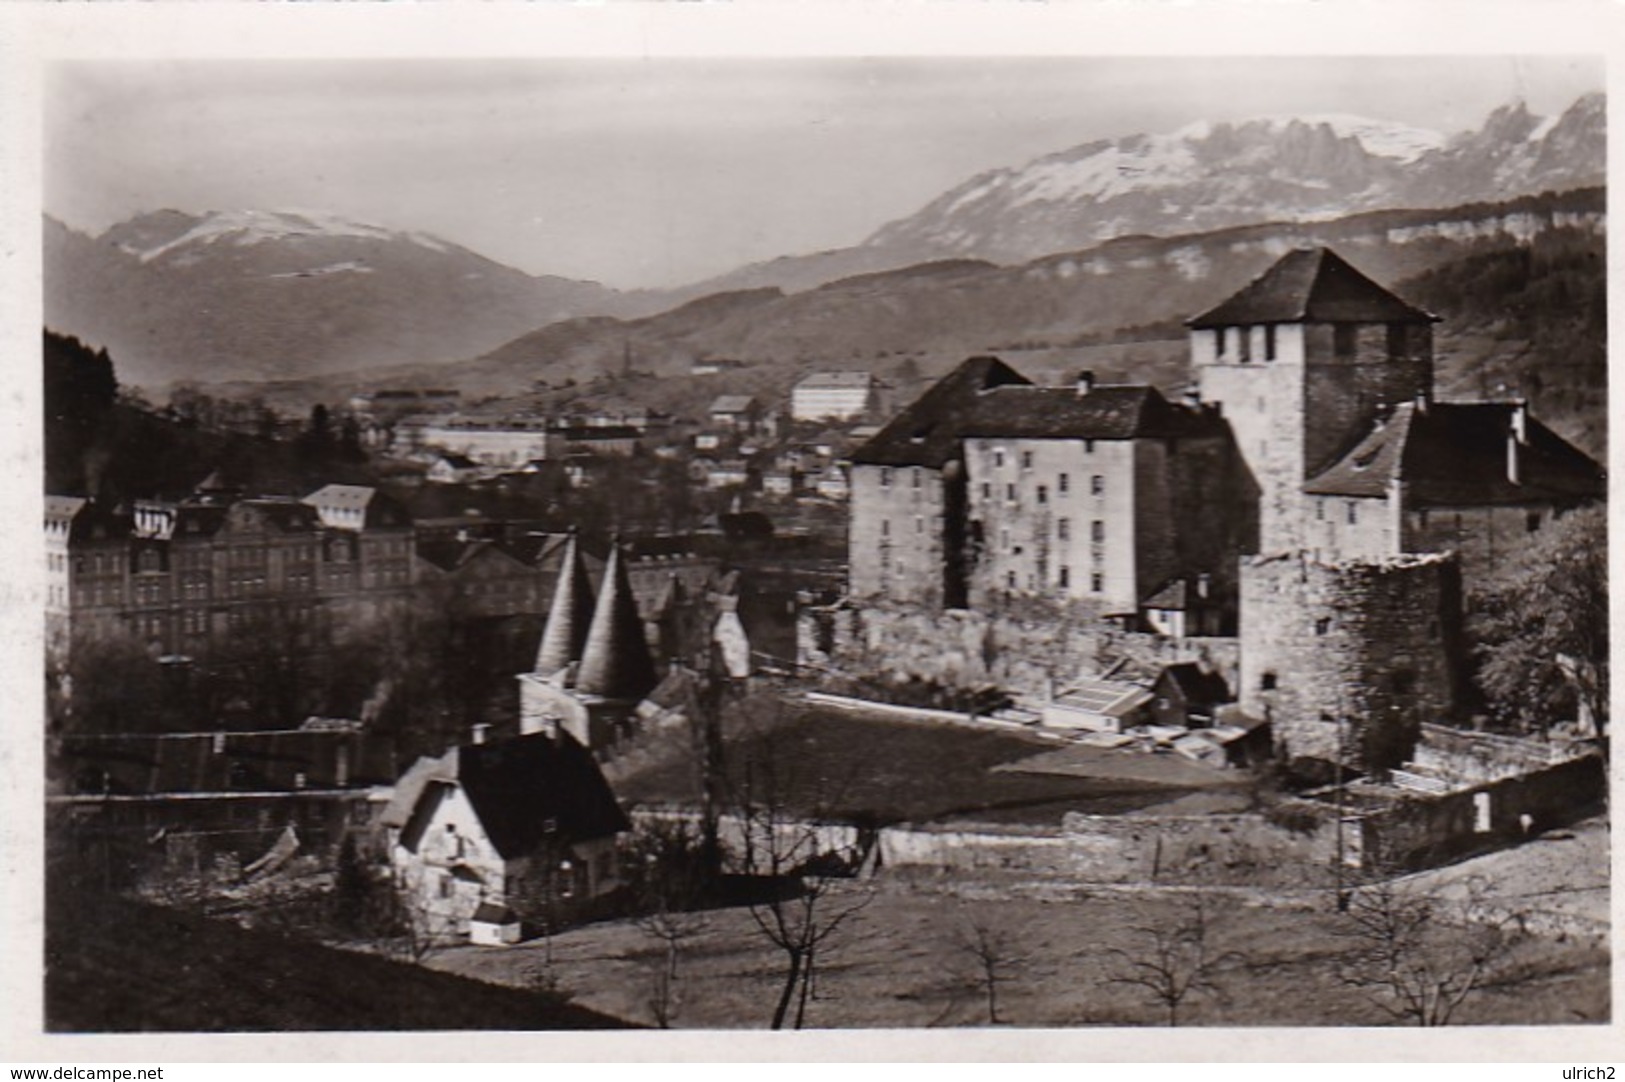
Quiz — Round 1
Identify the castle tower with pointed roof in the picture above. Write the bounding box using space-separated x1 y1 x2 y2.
532 532 595 678
1189 246 1439 553
575 540 659 701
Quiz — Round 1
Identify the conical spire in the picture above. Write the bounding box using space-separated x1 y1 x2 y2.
575 539 658 701
534 532 596 677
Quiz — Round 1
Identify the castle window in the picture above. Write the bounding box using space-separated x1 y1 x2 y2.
1091 475 1104 496
1334 324 1357 358
1090 572 1103 593
1021 451 1033 470
1315 617 1331 636
994 449 1006 469
1315 501 1325 522
1058 473 1069 494
1006 483 1017 503
1091 520 1105 543
1057 518 1071 541
1083 439 1095 455
1265 324 1277 361
1007 571 1017 590
1037 485 1048 505
880 468 892 488
1058 566 1070 589
980 482 991 500
1261 671 1278 691
1526 511 1542 533
1346 502 1359 525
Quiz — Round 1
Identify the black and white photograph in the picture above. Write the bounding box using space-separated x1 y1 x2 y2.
3 1 1617 1061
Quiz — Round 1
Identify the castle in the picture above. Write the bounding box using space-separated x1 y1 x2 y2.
839 247 1604 771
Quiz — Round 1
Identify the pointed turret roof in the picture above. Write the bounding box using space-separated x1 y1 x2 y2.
534 533 596 677
1187 247 1437 328
575 539 659 701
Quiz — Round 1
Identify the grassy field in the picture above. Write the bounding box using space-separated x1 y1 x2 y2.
615 699 1253 827
44 889 633 1032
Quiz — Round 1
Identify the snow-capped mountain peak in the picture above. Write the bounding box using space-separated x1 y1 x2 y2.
121 208 445 263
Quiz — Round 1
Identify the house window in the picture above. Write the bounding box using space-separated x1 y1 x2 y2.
1000 529 1010 551
1261 671 1278 691
1346 502 1359 525
1315 501 1325 522
1239 325 1252 363
912 468 922 489
1334 324 1357 358
1058 473 1070 494
1021 451 1033 470
1090 475 1104 496
1216 328 1228 358
1037 485 1048 505
1006 483 1017 502
1083 440 1095 454
881 520 890 537
1091 520 1105 543
1058 566 1070 589
880 468 892 488
994 450 1006 469
1057 518 1071 541
1006 570 1017 590
1265 324 1277 361
1090 572 1103 593
980 482 991 500
1315 617 1331 636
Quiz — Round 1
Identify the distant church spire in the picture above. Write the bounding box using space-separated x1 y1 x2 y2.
534 532 596 677
575 538 658 701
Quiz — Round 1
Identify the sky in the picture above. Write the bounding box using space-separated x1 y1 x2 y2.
46 56 1603 291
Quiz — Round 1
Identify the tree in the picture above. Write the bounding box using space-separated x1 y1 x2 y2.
1335 873 1515 1026
950 905 1023 1025
732 703 874 1030
1104 894 1239 1026
1469 504 1607 736
625 822 714 1028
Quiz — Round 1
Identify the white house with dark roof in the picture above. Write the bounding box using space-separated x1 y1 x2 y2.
792 371 877 421
383 728 630 941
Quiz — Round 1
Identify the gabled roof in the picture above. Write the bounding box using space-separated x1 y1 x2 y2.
851 355 1031 468
1051 679 1154 718
852 356 1224 468
302 484 412 529
1304 401 1605 507
1187 247 1437 328
796 371 873 390
453 732 630 859
709 395 757 414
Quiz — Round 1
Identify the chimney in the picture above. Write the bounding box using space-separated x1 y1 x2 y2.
1507 430 1521 486
470 723 491 746
1511 399 1529 445
1414 390 1429 416
1075 370 1095 397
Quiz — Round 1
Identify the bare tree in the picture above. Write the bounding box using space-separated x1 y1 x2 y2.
1105 894 1238 1026
1335 872 1513 1026
950 905 1023 1025
626 822 712 1029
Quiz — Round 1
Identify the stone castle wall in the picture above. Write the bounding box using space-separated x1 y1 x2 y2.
1239 551 1464 770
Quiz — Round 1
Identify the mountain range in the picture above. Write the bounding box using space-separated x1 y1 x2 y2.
42 94 1604 390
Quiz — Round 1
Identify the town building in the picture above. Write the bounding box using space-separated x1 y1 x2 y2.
791 371 878 422
382 727 629 941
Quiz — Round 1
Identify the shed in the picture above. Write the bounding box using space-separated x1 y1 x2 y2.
469 902 524 946
1041 679 1153 733
1150 663 1233 729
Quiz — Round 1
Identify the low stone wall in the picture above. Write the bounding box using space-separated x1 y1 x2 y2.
803 601 1238 699
1409 723 1585 784
1061 807 1337 887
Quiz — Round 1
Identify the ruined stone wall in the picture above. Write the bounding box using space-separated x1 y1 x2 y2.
1239 552 1464 771
806 599 1238 699
849 463 947 607
1061 809 1337 886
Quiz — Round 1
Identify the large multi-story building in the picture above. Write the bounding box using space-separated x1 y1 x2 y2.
840 246 1604 770
791 371 878 422
848 358 1250 624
